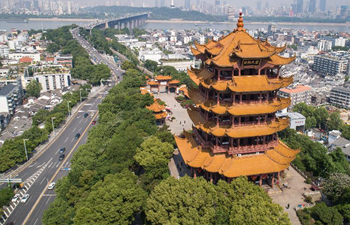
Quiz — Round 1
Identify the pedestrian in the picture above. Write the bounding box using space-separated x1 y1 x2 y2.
287 203 290 209
184 120 186 124
180 121 182 125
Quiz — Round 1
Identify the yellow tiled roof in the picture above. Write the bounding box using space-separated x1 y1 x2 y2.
188 88 291 115
188 68 293 92
187 106 290 138
155 75 172 80
148 81 159 86
146 100 165 113
190 14 295 67
175 131 299 177
154 111 167 120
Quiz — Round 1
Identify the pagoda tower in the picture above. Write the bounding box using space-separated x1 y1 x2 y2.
175 13 300 187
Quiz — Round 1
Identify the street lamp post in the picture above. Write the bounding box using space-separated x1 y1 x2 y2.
67 101 71 116
23 139 29 161
51 117 56 135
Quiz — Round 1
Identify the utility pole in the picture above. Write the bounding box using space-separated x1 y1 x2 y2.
67 101 71 116
23 139 29 161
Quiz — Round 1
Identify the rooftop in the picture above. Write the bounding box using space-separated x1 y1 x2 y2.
280 85 312 94
0 84 17 96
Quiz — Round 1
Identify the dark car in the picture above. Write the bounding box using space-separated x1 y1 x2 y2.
59 154 65 161
84 113 88 118
75 133 81 139
59 148 66 154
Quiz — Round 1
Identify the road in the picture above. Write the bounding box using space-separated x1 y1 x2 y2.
70 28 123 82
0 28 124 225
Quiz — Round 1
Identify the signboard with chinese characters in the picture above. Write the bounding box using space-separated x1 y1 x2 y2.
242 59 261 66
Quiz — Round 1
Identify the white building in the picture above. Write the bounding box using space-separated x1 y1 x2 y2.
9 52 41 62
161 60 195 71
33 73 71 93
317 40 332 51
276 112 306 133
0 84 23 115
328 130 342 145
334 37 347 47
138 48 165 63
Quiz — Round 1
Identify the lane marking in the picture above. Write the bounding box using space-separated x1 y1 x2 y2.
33 218 38 225
39 177 46 185
28 162 37 168
71 138 75 143
23 111 100 225
72 127 77 132
64 137 69 143
45 195 52 205
78 127 82 132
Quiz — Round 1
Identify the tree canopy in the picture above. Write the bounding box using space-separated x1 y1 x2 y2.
146 176 290 225
25 80 42 98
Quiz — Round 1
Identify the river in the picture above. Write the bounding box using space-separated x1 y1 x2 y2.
0 20 90 31
0 19 349 32
142 21 350 32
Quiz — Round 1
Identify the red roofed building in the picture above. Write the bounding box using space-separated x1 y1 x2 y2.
279 85 313 110
19 57 34 64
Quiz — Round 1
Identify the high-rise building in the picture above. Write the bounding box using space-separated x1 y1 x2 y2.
170 0 175 8
67 1 72 14
179 13 299 186
160 0 165 7
257 0 262 11
155 0 158 7
308 0 316 13
319 0 326 12
215 0 220 6
185 0 190 9
340 5 349 19
296 0 303 14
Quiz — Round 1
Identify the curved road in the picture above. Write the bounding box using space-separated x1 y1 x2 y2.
1 27 124 225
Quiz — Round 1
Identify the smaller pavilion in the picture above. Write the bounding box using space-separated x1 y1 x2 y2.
148 75 180 93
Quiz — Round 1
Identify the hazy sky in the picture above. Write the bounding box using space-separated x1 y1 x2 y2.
72 0 350 8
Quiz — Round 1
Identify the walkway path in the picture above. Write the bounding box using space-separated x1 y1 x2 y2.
271 167 311 225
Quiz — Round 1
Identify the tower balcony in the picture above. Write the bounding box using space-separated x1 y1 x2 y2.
189 88 291 116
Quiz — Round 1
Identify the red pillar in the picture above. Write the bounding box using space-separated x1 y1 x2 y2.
259 175 262 186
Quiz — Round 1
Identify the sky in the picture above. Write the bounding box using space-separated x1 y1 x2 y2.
71 0 350 8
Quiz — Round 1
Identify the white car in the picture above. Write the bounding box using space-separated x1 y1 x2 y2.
11 194 21 203
48 182 56 190
20 194 29 203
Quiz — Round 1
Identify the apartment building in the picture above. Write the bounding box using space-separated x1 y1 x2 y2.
330 87 350 109
0 84 23 115
278 85 313 110
313 55 348 75
9 51 41 62
34 73 71 93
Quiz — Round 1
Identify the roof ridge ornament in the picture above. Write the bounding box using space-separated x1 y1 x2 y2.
235 12 246 31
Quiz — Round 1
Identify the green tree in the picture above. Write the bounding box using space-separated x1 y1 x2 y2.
26 80 42 98
134 136 173 179
146 176 217 225
0 188 14 209
42 198 74 225
144 60 158 72
73 171 147 225
121 60 137 71
305 116 317 130
322 173 350 203
314 107 329 129
327 112 342 131
311 203 343 225
47 43 60 53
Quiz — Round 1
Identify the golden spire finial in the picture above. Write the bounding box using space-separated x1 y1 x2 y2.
236 12 245 31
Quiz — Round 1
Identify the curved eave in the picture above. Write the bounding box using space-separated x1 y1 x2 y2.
194 41 206 54
268 55 296 66
175 132 299 177
188 107 290 138
191 46 202 56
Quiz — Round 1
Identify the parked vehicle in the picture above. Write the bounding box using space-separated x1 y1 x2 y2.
11 194 21 203
75 133 81 139
84 113 88 118
20 194 29 203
